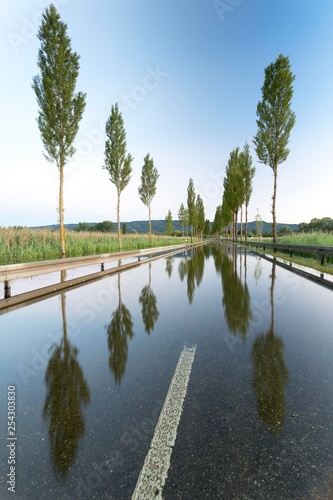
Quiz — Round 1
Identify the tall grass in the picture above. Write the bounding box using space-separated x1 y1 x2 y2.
0 227 186 265
277 231 333 246
250 231 333 271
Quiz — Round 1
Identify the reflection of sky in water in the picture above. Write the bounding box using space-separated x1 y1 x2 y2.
0 244 333 499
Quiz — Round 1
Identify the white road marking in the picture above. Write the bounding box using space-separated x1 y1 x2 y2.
132 345 197 499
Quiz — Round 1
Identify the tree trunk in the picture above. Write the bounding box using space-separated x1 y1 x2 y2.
59 166 66 258
234 210 238 241
245 203 248 242
240 205 243 241
117 190 122 251
272 167 278 243
148 204 152 247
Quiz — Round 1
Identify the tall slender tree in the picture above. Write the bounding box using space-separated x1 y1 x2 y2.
253 54 296 243
178 203 186 236
32 4 86 258
165 210 173 235
196 194 205 240
104 103 133 251
138 153 159 246
187 178 196 243
240 142 256 242
223 148 244 239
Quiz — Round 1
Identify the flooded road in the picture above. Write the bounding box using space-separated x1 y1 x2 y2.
0 243 333 499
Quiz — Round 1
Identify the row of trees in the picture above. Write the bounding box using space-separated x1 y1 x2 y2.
32 5 296 257
212 142 255 241
32 5 161 255
210 54 296 243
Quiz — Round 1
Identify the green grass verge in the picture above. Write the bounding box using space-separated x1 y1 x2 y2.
240 232 333 275
0 227 192 265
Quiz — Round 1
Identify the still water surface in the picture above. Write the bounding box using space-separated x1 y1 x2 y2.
0 243 333 499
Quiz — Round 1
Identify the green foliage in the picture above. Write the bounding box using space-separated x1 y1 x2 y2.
187 178 196 241
253 54 296 242
74 222 90 232
122 222 127 234
0 227 185 265
32 4 86 169
89 221 114 232
253 54 296 170
178 202 189 236
32 4 86 257
278 225 292 236
138 153 159 241
104 103 133 192
104 103 133 250
212 205 223 235
298 217 333 233
196 195 205 238
138 154 159 208
204 219 211 237
240 142 255 205
165 210 173 235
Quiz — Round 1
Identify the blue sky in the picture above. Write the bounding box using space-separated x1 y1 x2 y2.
1 0 333 227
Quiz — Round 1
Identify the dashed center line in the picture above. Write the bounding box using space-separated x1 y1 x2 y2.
132 345 197 499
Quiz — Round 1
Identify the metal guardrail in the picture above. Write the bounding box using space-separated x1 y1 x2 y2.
0 242 204 310
229 240 333 265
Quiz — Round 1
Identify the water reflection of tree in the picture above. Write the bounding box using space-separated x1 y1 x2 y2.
165 256 174 278
215 245 252 340
178 246 205 304
43 271 90 478
252 262 289 432
106 273 134 385
139 263 160 334
254 256 263 285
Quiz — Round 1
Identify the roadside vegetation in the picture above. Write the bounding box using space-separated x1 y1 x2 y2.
245 231 333 275
0 227 187 265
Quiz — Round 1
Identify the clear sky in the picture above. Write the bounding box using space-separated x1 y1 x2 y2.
1 0 333 227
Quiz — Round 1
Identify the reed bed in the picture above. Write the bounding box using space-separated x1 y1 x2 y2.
0 227 185 265
251 231 333 271
277 231 333 246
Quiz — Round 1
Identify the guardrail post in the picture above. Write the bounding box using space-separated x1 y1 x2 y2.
321 254 325 266
101 263 105 271
4 280 11 298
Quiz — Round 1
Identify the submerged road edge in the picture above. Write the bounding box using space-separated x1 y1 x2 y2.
131 345 197 500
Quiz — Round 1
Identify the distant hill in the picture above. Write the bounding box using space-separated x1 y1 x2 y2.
32 220 298 234
242 220 298 234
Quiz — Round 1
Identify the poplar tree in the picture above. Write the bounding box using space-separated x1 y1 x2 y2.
187 178 196 243
165 210 173 235
223 148 243 239
138 153 159 246
253 54 296 243
104 103 133 251
196 195 205 240
32 4 86 258
240 142 256 242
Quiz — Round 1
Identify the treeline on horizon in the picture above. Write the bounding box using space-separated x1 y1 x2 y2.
29 219 300 236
